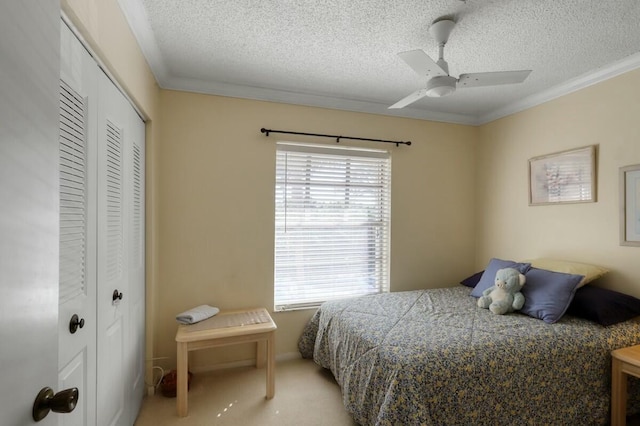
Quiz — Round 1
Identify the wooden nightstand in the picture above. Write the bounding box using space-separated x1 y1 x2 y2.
175 307 277 417
612 345 640 426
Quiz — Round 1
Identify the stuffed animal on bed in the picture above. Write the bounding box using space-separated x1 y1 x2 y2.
477 267 526 315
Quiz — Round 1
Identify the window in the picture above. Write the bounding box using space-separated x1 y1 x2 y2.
274 142 391 311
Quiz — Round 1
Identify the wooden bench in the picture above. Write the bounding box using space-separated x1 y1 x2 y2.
175 307 277 417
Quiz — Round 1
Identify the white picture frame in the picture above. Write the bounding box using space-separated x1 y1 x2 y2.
620 164 640 246
528 145 597 205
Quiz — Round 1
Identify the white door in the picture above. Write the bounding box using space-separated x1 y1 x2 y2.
0 2 62 425
127 110 146 421
58 21 98 426
96 69 132 426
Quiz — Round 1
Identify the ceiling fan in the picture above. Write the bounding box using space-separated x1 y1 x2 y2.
389 19 532 109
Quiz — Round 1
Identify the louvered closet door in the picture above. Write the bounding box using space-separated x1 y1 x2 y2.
58 21 98 426
127 88 146 422
96 69 131 426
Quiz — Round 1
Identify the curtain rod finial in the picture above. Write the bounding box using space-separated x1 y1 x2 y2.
261 128 270 136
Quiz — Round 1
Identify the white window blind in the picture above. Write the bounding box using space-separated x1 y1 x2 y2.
274 142 391 311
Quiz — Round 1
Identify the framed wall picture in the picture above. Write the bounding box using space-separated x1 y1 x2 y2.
620 164 640 246
528 145 597 205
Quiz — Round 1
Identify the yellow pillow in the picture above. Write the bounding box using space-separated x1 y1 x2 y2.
522 258 609 288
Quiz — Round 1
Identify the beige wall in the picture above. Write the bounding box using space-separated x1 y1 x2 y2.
154 90 478 370
476 68 640 297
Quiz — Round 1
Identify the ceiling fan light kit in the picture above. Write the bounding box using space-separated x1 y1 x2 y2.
426 75 457 97
390 18 532 109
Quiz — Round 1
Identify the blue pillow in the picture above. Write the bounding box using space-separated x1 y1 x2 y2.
567 285 640 326
519 267 584 324
460 271 483 288
470 258 531 298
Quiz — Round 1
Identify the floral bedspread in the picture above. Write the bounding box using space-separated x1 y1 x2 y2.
299 286 640 426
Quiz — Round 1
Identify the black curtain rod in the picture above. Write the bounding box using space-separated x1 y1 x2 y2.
260 128 411 147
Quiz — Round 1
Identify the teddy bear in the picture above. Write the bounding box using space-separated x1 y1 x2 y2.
477 267 526 315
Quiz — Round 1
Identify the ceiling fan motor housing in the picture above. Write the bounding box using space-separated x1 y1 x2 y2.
426 75 457 97
429 19 456 45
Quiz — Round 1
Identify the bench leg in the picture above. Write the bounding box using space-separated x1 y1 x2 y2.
266 331 275 399
177 342 188 417
256 340 266 369
611 358 627 426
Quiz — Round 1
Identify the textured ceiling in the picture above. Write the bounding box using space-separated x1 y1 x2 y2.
120 0 640 125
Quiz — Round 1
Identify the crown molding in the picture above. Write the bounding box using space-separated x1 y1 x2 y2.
162 75 476 125
477 52 640 125
116 0 169 84
149 53 640 127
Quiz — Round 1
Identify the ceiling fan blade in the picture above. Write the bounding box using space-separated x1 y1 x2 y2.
388 88 429 109
457 70 532 88
397 49 447 78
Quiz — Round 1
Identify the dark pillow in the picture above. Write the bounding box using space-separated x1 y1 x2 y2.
460 271 484 288
567 285 640 326
519 267 583 324
470 258 531 298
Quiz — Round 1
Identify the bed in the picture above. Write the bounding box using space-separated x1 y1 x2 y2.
299 285 640 425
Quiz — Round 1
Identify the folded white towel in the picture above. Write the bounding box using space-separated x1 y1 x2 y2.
176 305 220 325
